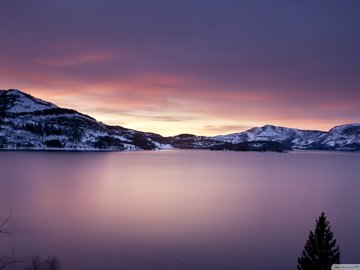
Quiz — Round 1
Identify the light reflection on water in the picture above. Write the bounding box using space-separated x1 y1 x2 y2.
0 150 359 269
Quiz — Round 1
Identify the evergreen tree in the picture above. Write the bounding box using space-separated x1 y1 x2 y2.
297 212 340 270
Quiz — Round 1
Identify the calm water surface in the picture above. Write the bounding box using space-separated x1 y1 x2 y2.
0 150 359 269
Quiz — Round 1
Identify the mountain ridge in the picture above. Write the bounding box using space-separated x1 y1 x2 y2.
1 89 359 152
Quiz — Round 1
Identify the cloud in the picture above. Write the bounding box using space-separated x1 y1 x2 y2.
202 124 253 134
36 50 119 67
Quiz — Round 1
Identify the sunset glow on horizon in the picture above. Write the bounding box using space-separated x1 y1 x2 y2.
1 1 359 136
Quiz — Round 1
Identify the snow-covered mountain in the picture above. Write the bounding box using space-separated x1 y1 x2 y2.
320 124 360 150
0 89 170 151
0 89 58 113
212 124 360 151
213 125 325 148
0 89 359 152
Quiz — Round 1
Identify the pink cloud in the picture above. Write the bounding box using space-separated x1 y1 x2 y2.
36 50 119 67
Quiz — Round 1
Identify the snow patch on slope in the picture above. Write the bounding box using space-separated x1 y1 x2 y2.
322 124 360 148
1 89 57 113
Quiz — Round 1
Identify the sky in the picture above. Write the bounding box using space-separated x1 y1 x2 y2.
0 0 359 136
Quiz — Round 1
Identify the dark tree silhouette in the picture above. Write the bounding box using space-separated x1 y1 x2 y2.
1 215 60 270
297 212 340 270
0 215 22 270
0 216 11 234
24 256 60 270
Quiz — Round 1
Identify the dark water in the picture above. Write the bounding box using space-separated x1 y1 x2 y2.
0 150 359 269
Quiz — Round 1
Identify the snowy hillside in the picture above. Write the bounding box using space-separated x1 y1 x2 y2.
321 124 360 150
212 124 359 151
0 89 168 151
213 125 325 148
0 89 57 113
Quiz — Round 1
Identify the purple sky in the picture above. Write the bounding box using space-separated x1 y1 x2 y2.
1 0 359 135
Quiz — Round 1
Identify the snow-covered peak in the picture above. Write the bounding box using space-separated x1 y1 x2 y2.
328 123 360 133
322 123 360 148
0 89 57 113
214 125 301 143
246 125 298 141
212 124 331 150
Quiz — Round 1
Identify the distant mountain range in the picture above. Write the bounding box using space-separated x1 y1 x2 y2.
0 89 359 152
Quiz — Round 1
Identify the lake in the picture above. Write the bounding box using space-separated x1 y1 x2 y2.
0 150 359 269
